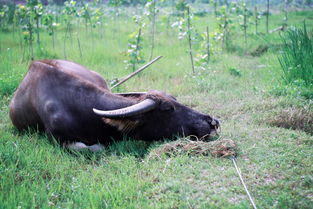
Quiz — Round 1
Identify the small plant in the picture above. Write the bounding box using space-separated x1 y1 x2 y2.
254 6 261 34
93 6 105 39
14 4 27 51
266 0 269 33
233 1 252 46
125 15 145 72
62 0 77 58
175 0 188 17
215 5 233 50
23 2 35 59
172 1 195 73
144 0 159 61
186 6 195 73
42 9 58 49
32 1 43 49
228 67 242 77
109 0 122 46
0 5 9 31
195 26 211 71
78 2 92 38
282 0 290 30
210 0 218 17
160 12 171 36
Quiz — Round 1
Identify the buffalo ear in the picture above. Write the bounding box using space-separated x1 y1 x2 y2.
102 118 139 133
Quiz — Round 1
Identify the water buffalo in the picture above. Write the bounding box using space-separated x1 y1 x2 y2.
9 60 219 151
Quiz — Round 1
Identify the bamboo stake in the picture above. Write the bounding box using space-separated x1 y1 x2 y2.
266 0 269 33
283 0 288 30
244 6 247 45
187 7 195 74
111 56 163 89
254 6 258 35
206 26 210 64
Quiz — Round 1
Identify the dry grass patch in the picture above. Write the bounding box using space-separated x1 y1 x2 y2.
148 138 237 159
269 107 313 135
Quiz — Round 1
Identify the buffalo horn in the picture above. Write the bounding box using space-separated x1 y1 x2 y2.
93 99 156 118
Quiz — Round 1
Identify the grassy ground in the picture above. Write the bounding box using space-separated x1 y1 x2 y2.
0 7 313 208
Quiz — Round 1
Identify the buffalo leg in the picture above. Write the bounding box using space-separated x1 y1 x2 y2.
64 142 104 152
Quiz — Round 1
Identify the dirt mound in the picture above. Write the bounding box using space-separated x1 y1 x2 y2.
148 139 237 159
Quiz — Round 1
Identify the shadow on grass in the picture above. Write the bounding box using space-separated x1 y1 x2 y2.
11 126 222 162
11 126 166 161
59 138 157 162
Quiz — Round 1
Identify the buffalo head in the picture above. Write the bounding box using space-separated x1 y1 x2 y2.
93 91 220 141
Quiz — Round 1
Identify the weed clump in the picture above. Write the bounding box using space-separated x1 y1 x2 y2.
148 138 237 159
278 22 313 95
229 67 242 77
250 45 268 57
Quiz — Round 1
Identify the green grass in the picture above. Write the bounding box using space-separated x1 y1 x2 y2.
0 6 313 209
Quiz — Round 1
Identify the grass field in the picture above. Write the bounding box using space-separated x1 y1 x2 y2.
0 5 313 209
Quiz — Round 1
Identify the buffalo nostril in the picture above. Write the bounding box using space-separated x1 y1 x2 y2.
211 120 217 126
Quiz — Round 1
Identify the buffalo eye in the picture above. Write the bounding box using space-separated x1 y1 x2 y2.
159 101 175 111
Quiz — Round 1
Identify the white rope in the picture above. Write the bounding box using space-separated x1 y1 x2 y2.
231 157 258 209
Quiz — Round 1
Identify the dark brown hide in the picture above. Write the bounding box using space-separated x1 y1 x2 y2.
9 60 219 145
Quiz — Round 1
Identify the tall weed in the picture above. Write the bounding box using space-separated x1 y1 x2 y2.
278 22 313 88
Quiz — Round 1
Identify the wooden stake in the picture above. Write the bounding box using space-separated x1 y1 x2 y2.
111 56 163 89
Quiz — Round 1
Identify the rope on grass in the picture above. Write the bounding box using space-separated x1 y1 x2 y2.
231 157 258 209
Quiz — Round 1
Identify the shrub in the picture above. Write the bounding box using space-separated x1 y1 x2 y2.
278 22 313 89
